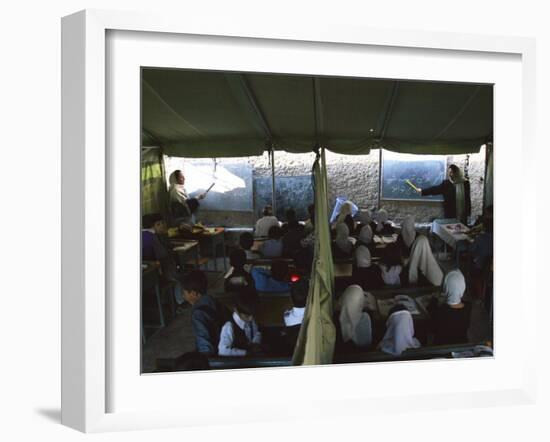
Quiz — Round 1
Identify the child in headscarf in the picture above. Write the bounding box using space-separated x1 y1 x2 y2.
377 244 403 287
373 209 395 236
352 226 383 290
333 223 355 259
428 270 471 345
337 285 373 352
407 235 443 286
379 309 421 356
396 215 416 258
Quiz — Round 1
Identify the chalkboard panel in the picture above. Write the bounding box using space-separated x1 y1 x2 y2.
254 175 314 221
185 159 254 211
381 150 445 201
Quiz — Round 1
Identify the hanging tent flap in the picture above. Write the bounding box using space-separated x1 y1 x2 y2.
292 148 336 366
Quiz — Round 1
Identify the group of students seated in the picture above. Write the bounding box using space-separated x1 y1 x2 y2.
336 268 471 356
145 198 493 369
180 268 308 357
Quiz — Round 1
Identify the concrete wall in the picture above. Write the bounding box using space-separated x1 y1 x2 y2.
192 148 487 226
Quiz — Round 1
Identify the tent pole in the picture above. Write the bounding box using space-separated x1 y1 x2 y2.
270 147 276 216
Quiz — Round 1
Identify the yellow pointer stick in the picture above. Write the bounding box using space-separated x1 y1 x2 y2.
405 179 420 192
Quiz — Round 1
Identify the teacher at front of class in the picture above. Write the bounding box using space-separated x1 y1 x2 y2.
168 169 206 222
415 164 471 224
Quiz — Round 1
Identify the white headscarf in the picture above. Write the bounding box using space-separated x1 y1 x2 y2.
380 310 420 356
355 245 372 268
168 171 189 204
336 201 354 225
339 285 372 348
401 215 416 248
408 235 443 286
357 225 373 245
335 223 353 254
375 209 389 233
443 269 466 305
357 209 372 225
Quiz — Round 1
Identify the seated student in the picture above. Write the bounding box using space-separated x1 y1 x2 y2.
182 270 231 355
141 213 185 306
352 226 384 290
251 260 292 293
395 215 417 259
303 203 315 236
470 213 493 272
333 223 355 259
377 244 403 287
282 210 306 258
379 307 421 356
331 200 356 231
428 270 471 345
281 208 304 235
218 288 263 356
261 225 284 258
239 231 260 264
300 208 316 249
373 208 395 236
354 209 377 237
407 235 443 286
336 285 373 353
282 278 309 353
469 213 493 300
255 205 280 238
224 249 256 293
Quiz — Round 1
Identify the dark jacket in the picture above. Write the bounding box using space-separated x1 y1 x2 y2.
421 179 471 222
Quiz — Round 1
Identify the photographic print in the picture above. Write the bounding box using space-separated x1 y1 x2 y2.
140 68 494 373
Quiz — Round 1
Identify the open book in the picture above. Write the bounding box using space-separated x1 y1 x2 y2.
377 294 421 317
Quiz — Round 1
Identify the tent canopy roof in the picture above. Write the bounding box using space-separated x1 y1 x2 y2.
142 68 493 157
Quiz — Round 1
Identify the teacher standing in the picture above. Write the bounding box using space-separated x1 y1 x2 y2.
168 170 206 223
416 164 471 224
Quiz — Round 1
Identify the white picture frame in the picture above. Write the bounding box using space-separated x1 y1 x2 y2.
61 9 537 433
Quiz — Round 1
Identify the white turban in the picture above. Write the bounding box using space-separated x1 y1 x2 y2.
401 215 416 248
339 285 372 348
357 209 372 225
355 244 372 268
335 223 353 254
358 225 373 245
375 209 389 232
408 235 443 286
380 310 420 356
443 269 466 305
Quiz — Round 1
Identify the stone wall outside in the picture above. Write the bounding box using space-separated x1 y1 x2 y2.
194 148 487 226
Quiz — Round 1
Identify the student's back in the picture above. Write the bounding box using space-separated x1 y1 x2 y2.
191 295 232 354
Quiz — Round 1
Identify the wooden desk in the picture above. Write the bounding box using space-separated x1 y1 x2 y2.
373 234 398 249
170 239 200 268
432 219 471 265
172 227 226 272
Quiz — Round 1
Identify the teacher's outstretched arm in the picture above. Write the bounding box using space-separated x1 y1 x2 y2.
418 182 445 196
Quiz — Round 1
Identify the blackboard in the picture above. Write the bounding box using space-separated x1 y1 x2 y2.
254 175 314 221
184 159 254 211
381 150 445 201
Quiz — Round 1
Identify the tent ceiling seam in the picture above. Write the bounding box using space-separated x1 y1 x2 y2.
236 74 274 145
432 86 481 141
142 79 205 137
378 81 400 145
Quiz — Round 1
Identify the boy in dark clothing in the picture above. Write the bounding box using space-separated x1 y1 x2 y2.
182 270 230 355
218 288 263 356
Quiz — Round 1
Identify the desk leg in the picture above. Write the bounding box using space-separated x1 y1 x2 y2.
212 238 217 272
222 233 227 271
155 285 165 328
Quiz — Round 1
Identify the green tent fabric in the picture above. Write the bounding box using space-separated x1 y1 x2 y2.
141 148 168 217
292 148 336 366
142 69 493 157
